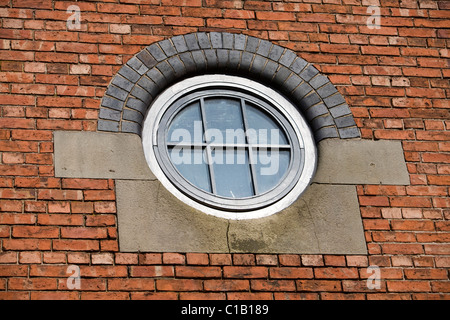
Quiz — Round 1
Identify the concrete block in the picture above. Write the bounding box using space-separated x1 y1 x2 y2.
54 131 154 180
228 184 367 254
116 179 229 252
314 139 410 185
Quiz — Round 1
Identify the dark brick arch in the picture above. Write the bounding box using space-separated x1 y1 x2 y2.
98 32 360 142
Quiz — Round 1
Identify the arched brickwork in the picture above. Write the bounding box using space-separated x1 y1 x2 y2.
98 32 360 142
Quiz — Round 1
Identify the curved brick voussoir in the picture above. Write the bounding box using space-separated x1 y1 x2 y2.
98 32 360 141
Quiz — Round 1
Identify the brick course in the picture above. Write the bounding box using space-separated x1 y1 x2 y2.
0 0 449 300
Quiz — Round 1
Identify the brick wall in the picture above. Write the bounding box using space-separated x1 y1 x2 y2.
0 0 449 300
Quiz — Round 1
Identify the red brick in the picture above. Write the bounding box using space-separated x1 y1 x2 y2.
156 279 203 291
186 253 209 265
204 279 249 291
223 266 268 278
130 266 174 277
108 278 155 291
296 280 342 292
387 281 431 292
175 266 222 278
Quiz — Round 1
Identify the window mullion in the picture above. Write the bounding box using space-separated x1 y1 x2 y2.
241 98 258 196
199 97 217 195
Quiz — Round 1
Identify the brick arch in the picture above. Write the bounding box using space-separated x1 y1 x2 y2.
98 32 360 142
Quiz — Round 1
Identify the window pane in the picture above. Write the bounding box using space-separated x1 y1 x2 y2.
203 98 245 144
168 101 203 143
252 149 290 194
245 104 288 145
169 146 211 193
212 148 253 198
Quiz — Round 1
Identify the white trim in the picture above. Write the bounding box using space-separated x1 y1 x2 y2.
142 75 317 220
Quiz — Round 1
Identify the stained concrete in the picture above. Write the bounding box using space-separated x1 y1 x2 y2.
53 131 411 254
54 131 155 180
116 180 367 254
116 179 229 253
313 139 410 185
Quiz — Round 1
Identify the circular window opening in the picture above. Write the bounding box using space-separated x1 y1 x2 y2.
142 75 317 220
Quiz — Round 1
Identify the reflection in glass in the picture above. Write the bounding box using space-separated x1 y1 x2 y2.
245 104 288 145
168 102 203 143
203 98 245 144
170 146 211 192
252 149 290 194
212 148 253 198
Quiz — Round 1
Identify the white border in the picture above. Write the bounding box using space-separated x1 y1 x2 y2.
142 75 317 220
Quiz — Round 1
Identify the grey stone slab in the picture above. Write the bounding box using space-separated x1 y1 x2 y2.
126 97 147 114
99 107 121 121
97 119 119 132
184 33 200 51
316 82 338 98
192 50 207 71
54 131 154 180
338 126 361 139
304 103 329 121
268 45 284 61
146 68 167 89
309 74 329 89
245 36 259 53
290 57 308 74
234 33 246 51
136 49 157 69
314 126 339 141
292 82 313 103
239 51 254 71
114 181 366 254
222 32 234 49
210 32 222 49
172 35 188 53
204 49 218 69
116 179 229 253
334 115 357 128
299 65 319 82
159 39 177 57
137 76 158 97
179 52 196 73
126 56 149 75
197 32 211 49
121 121 142 135
123 108 143 123
284 74 302 92
156 61 176 83
217 49 229 68
167 56 186 77
147 44 167 62
130 85 152 105
300 92 322 108
256 40 272 57
105 85 128 101
111 75 135 92
279 50 296 68
313 139 410 185
329 103 352 118
101 96 124 111
310 114 335 131
250 55 266 74
118 65 141 83
323 93 346 108
260 60 278 81
228 184 367 254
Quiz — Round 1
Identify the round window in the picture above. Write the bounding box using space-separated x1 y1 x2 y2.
142 75 317 220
